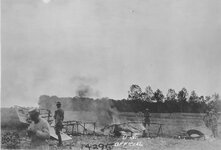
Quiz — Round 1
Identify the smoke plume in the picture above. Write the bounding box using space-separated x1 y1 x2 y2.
76 84 99 98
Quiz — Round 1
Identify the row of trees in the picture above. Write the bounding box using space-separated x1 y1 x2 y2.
128 84 219 103
127 84 221 112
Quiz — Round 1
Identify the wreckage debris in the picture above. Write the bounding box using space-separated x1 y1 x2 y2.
186 129 205 140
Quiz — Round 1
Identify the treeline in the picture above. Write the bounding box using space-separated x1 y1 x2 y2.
112 99 209 113
38 85 221 113
124 85 221 113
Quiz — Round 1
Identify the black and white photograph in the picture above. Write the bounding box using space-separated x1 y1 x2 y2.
1 0 221 149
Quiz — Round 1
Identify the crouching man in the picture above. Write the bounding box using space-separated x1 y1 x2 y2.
27 108 50 150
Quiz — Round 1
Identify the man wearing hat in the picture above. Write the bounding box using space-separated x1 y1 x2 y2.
54 102 64 146
143 108 151 137
27 108 50 150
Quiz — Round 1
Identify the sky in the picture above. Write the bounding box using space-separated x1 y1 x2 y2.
1 0 221 107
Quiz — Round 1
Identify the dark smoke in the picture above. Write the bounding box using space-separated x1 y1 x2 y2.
76 84 99 98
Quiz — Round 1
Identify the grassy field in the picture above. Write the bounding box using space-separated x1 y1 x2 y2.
46 135 221 150
2 134 221 150
72 136 221 150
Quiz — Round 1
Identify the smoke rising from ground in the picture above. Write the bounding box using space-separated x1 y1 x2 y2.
76 84 100 97
71 76 100 98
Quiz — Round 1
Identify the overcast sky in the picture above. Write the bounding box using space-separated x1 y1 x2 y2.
2 0 221 107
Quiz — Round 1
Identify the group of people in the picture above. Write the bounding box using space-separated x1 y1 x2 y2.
203 109 219 138
27 102 64 149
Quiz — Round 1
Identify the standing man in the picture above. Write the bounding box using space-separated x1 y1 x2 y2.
27 108 50 150
143 108 151 137
210 110 218 138
54 102 64 146
203 110 211 128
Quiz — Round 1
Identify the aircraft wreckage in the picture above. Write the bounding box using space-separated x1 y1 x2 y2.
13 105 207 144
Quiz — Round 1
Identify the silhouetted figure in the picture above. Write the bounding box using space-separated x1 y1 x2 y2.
203 109 219 138
54 102 64 146
203 110 210 128
210 110 218 138
143 108 151 137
